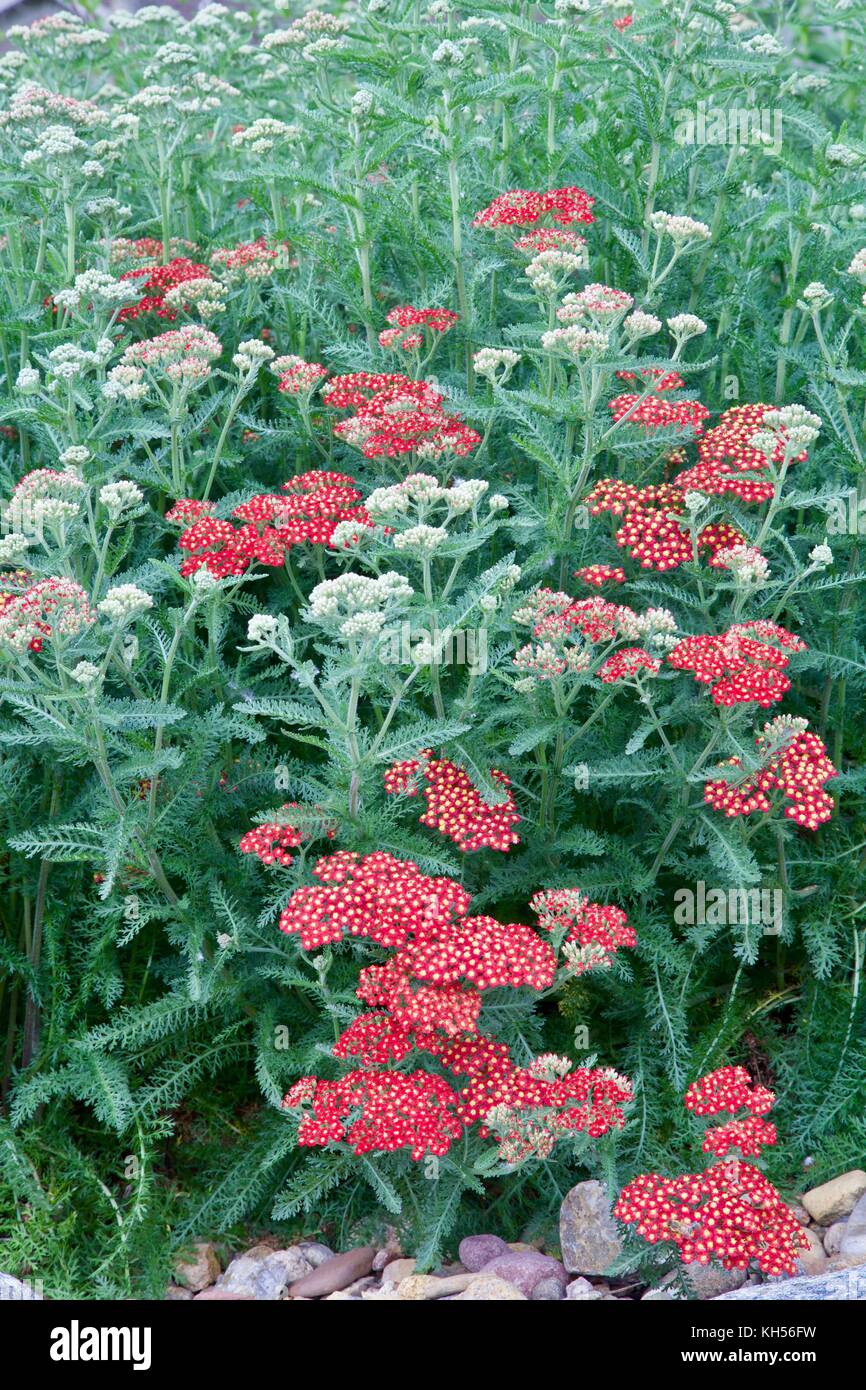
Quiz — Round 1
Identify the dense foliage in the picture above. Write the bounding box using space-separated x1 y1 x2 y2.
0 0 865 1297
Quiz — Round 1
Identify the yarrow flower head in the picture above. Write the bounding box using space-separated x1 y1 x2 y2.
385 750 521 852
473 187 595 229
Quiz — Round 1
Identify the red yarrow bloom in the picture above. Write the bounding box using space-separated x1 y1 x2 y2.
685 1065 775 1118
531 887 636 972
574 564 626 587
284 1067 464 1160
598 646 661 683
702 1115 778 1158
473 187 595 229
378 305 458 351
704 722 837 830
119 257 212 321
239 802 337 867
674 403 810 505
668 621 806 707
608 393 710 435
615 1163 808 1275
278 850 472 951
385 749 521 853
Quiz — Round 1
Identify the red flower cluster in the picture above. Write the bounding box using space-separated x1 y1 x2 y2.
615 1164 807 1275
704 724 837 830
674 404 809 505
118 256 212 321
512 228 587 256
175 471 370 576
239 803 337 867
210 236 280 279
615 367 685 391
280 854 633 1161
473 187 596 229
598 646 661 683
530 887 636 973
278 850 471 951
586 478 745 573
165 498 215 524
327 372 480 460
384 750 521 853
616 1069 806 1275
574 564 626 587
685 1065 775 1118
284 1068 464 1160
276 359 328 394
608 393 710 435
702 1116 778 1158
668 621 806 707
378 305 458 352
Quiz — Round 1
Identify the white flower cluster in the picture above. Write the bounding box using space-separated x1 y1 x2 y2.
233 339 275 374
715 544 771 587
472 347 521 385
246 613 280 645
541 325 610 356
623 309 662 341
667 312 708 342
847 248 866 278
649 211 711 244
742 32 785 57
70 660 102 688
231 117 301 154
308 572 413 639
164 277 226 318
99 481 144 519
799 281 832 311
364 473 502 546
525 247 588 295
392 524 448 553
761 403 822 451
53 270 137 313
827 143 863 168
0 533 31 562
97 584 154 625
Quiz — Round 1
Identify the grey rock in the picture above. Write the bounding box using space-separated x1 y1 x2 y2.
481 1251 568 1300
216 1246 313 1300
296 1241 335 1269
0 1272 42 1301
566 1277 605 1301
684 1264 747 1299
823 1222 847 1256
458 1234 511 1272
715 1268 866 1300
452 1275 526 1300
840 1191 866 1261
288 1245 376 1298
560 1180 623 1274
194 1289 255 1300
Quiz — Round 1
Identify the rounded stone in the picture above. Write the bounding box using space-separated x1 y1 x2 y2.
458 1234 511 1272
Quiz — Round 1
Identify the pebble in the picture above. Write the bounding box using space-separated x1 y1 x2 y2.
288 1245 376 1299
480 1251 568 1300
801 1169 866 1225
173 1241 220 1293
458 1234 511 1271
